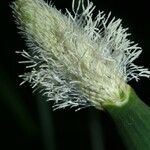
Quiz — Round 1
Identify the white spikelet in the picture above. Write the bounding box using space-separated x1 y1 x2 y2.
12 0 150 110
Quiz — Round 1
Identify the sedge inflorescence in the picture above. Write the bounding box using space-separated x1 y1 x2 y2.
12 0 150 110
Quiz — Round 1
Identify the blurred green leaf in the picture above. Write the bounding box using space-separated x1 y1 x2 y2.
36 95 55 150
89 110 105 150
0 71 38 135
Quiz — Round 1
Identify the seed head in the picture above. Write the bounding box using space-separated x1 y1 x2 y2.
12 0 150 110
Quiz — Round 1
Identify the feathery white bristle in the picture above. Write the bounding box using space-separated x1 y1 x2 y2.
12 0 150 110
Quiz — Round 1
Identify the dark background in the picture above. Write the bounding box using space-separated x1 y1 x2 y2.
0 0 150 150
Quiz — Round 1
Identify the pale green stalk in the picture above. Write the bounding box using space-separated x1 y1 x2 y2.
104 87 150 150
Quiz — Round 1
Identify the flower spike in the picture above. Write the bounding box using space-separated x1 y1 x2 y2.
12 0 150 110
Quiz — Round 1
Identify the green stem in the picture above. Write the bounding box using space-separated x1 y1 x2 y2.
104 87 150 150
